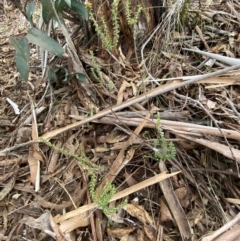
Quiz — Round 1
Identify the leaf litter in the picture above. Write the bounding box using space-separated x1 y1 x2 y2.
1 1 240 241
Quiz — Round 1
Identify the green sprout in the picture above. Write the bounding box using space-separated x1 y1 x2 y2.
39 137 126 215
90 0 120 51
125 0 142 26
153 114 176 161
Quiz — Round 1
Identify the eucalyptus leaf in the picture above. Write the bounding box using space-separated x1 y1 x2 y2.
26 2 35 27
9 37 30 80
16 55 29 81
76 73 87 81
64 0 71 8
54 0 88 19
18 37 30 62
9 37 28 61
71 0 88 20
26 28 64 57
41 0 55 24
55 0 66 11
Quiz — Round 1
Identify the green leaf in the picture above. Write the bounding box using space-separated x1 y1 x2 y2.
9 37 28 61
18 37 30 62
26 2 35 27
71 0 88 20
41 0 55 24
26 28 64 57
55 0 68 11
76 73 87 81
64 0 71 8
9 37 30 81
16 55 29 81
54 0 87 19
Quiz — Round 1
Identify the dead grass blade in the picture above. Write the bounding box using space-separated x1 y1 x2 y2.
28 98 44 192
159 162 192 240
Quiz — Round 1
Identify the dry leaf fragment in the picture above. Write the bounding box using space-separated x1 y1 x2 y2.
16 127 32 143
49 214 65 241
105 129 127 143
137 229 145 241
48 140 63 173
20 211 56 239
130 81 137 96
117 80 131 105
120 234 129 241
206 99 217 109
160 197 172 222
175 187 191 208
144 224 156 241
124 203 154 226
107 226 136 238
28 149 43 186
0 166 19 201
124 171 138 187
187 208 204 227
59 212 90 233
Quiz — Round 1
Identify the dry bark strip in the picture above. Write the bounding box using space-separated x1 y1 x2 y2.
183 48 240 66
158 162 192 240
177 133 240 163
90 116 240 141
41 63 240 140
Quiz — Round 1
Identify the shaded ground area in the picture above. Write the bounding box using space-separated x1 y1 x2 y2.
1 1 240 241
